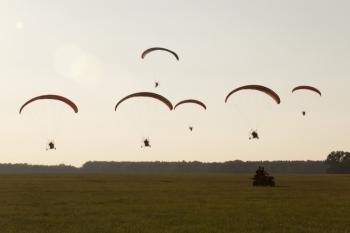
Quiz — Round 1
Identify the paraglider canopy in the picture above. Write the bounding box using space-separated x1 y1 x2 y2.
292 86 321 96
19 95 79 114
114 92 173 111
174 99 207 110
141 47 179 61
225 85 281 104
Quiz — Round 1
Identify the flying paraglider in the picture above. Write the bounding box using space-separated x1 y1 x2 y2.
115 92 172 148
114 92 173 111
142 47 178 90
141 47 179 61
174 99 206 132
19 94 78 150
225 85 280 140
292 85 321 116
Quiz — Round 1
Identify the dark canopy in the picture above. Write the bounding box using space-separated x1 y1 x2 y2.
292 86 322 96
174 99 207 110
115 92 173 111
141 47 179 61
225 85 281 104
19 95 78 114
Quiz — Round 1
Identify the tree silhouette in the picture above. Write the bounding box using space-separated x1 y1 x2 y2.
325 151 350 173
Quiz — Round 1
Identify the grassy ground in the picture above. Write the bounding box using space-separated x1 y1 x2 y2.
0 173 349 233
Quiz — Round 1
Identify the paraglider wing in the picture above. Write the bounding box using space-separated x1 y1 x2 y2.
225 85 281 104
141 47 179 61
114 92 173 111
292 86 321 96
19 95 78 114
174 99 207 110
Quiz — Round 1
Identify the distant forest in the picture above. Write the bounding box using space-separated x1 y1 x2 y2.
0 151 348 174
0 160 327 173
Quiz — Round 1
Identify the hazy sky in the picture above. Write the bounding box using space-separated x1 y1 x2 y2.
0 0 349 166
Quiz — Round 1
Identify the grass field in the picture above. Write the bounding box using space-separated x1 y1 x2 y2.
0 173 349 233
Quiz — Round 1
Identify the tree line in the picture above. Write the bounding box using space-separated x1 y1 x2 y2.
0 151 348 173
0 160 326 173
80 160 328 173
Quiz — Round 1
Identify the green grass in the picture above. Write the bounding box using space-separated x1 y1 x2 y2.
0 173 349 233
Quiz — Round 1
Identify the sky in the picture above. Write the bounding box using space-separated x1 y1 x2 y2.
0 0 349 166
